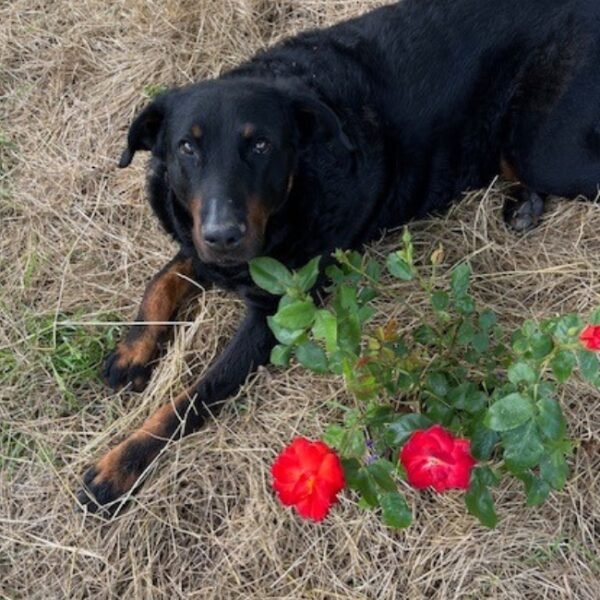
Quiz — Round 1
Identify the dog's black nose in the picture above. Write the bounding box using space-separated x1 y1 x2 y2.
202 222 245 250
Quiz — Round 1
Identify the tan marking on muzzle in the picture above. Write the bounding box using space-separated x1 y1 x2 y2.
190 196 204 253
247 195 270 243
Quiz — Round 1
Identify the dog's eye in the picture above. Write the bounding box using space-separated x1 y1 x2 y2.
252 138 272 155
179 141 195 156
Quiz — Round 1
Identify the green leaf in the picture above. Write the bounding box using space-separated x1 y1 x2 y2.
273 299 316 330
386 414 433 446
530 333 553 359
355 468 379 507
379 492 412 529
358 286 378 305
551 350 576 383
522 320 537 337
249 257 293 295
367 459 397 493
485 393 535 431
520 472 551 506
365 405 396 427
365 258 382 282
267 318 304 346
554 314 583 342
451 263 471 298
424 398 454 426
312 309 338 353
386 253 414 280
267 316 305 345
414 324 437 345
426 372 449 397
540 450 569 490
577 349 599 383
431 291 449 312
342 408 361 428
342 429 366 459
469 420 499 461
337 315 362 356
448 383 486 413
323 425 345 449
396 370 417 391
479 310 497 331
465 472 497 528
358 305 376 324
341 457 361 487
270 344 292 366
295 341 328 373
455 296 475 315
293 256 321 292
536 397 566 441
472 331 490 353
511 331 529 355
537 380 556 400
475 466 500 487
507 362 537 386
457 320 475 346
336 285 358 311
502 421 544 471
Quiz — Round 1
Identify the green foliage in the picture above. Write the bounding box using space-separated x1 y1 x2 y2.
142 83 169 99
250 227 600 529
24 311 122 410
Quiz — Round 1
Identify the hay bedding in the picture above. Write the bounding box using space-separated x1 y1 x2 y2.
0 0 598 598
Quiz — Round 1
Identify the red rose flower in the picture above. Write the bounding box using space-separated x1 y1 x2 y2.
400 425 476 492
580 324 600 351
271 437 345 521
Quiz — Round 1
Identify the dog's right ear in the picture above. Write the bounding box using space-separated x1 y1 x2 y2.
118 95 169 168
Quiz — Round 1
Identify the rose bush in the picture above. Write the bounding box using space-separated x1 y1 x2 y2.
254 228 600 528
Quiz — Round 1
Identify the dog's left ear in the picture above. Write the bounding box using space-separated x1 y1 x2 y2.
118 93 170 168
291 94 355 151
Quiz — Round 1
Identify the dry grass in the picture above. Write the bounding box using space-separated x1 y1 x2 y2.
1 1 599 598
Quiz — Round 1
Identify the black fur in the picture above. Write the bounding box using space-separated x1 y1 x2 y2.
80 0 600 511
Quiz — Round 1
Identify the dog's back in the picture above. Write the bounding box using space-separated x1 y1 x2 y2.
229 0 599 231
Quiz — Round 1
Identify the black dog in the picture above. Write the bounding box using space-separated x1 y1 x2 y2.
78 0 600 513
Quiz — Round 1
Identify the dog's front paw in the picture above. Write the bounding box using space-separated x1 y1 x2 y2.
102 341 155 392
77 466 125 516
76 444 141 516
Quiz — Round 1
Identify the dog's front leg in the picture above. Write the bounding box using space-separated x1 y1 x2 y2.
103 252 197 392
77 305 276 514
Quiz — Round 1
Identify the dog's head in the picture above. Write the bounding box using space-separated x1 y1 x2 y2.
119 78 352 266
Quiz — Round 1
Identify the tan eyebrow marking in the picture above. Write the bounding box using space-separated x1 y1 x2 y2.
191 124 203 138
242 123 256 139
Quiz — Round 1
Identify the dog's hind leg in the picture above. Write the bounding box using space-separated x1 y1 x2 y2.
103 252 197 392
500 158 548 232
503 36 600 212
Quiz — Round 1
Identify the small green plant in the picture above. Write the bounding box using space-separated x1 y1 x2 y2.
251 229 600 528
25 311 122 410
143 83 169 99
0 129 15 204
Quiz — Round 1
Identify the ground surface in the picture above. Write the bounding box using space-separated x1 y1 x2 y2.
1 1 599 598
